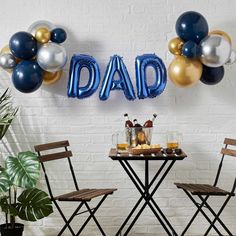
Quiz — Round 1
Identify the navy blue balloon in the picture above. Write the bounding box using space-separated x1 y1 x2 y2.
200 65 224 85
182 41 201 58
135 54 167 99
51 28 67 43
12 61 43 93
176 11 208 43
9 31 37 60
67 54 100 99
99 55 136 101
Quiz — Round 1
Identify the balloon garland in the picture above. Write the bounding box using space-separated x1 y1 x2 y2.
0 20 67 93
168 11 235 87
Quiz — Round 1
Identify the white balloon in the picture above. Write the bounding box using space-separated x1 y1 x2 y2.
28 20 55 36
200 35 231 67
37 42 67 72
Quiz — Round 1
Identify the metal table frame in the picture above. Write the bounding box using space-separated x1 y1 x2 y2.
109 149 187 236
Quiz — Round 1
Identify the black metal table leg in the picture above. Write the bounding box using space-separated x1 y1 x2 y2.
117 159 177 236
120 159 172 236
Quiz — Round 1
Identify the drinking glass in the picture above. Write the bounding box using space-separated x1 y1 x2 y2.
112 131 129 151
166 131 182 149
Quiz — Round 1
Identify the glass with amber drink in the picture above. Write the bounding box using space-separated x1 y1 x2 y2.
166 131 182 149
112 131 129 151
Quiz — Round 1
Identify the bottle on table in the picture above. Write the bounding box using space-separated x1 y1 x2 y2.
124 113 133 127
133 119 142 127
143 113 157 127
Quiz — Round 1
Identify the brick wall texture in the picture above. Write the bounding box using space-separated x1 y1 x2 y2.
0 0 236 235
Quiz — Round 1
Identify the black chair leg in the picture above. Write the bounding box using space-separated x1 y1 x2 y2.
84 202 106 236
76 195 108 236
57 202 84 236
183 190 223 235
53 200 77 236
199 195 233 236
181 195 210 236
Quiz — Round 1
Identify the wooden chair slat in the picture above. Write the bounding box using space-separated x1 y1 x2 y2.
34 140 69 152
174 183 230 195
221 148 236 157
224 138 236 146
82 189 116 200
54 188 117 201
39 151 72 162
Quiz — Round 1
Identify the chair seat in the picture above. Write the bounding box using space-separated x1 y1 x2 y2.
174 183 233 196
54 188 117 201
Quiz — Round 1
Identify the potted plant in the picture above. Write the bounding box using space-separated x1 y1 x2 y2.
0 151 53 236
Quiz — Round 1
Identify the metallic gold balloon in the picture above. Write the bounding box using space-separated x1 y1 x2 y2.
35 27 51 43
28 20 55 36
168 56 203 87
209 30 232 45
0 45 11 54
168 37 184 55
43 70 63 85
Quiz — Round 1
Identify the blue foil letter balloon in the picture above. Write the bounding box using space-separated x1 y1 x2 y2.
67 54 100 99
135 54 167 99
99 55 136 101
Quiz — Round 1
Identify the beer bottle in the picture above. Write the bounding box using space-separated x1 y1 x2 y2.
143 113 157 127
133 119 142 127
124 113 133 127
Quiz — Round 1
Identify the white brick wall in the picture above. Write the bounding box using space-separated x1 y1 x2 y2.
0 0 236 235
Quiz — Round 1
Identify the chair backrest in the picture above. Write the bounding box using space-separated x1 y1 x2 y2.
34 140 79 198
214 138 236 194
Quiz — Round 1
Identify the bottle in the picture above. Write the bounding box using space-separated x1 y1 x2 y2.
133 119 142 127
124 113 133 127
143 113 157 127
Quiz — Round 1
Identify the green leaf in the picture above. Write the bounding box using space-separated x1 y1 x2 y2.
16 188 53 221
5 151 40 188
0 88 18 140
0 170 11 194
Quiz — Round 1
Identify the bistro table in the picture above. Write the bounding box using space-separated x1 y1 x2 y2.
109 148 187 236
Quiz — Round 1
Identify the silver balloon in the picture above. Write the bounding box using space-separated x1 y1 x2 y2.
37 42 67 72
28 20 55 36
200 35 231 67
0 53 17 69
226 50 236 65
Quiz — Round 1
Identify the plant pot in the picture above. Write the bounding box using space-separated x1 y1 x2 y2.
0 223 24 236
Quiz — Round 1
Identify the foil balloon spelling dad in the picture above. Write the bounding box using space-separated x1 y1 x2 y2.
67 54 167 101
0 20 67 93
68 54 100 99
99 55 136 101
135 54 167 99
168 11 235 87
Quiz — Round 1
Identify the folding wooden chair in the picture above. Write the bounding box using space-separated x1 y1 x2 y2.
34 140 117 236
175 138 236 236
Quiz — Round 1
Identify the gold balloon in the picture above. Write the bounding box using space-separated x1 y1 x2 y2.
168 37 184 55
0 45 11 54
168 56 203 87
35 27 51 43
209 30 232 45
43 70 63 85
